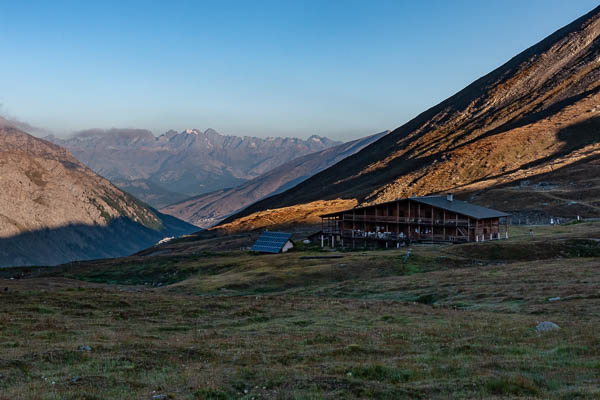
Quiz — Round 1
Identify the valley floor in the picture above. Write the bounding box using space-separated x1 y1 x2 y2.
1 223 600 399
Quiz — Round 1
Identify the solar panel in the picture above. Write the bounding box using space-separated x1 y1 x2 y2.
251 231 292 253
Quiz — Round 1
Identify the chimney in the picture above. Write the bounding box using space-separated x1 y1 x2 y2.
446 193 453 202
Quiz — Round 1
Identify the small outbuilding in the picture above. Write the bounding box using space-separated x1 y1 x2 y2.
251 231 294 253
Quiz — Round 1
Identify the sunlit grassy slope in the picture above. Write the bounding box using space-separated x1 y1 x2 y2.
1 222 600 399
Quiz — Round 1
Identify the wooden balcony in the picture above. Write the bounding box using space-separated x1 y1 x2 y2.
322 228 470 243
341 214 469 226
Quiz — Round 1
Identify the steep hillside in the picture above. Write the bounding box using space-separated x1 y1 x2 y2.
110 178 190 208
0 127 196 267
48 128 340 206
161 130 389 227
220 6 600 230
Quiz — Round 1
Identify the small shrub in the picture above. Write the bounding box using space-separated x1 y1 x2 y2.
404 264 422 274
415 293 440 305
485 375 540 396
156 325 191 332
380 315 408 324
333 343 383 356
552 345 590 357
303 334 339 345
564 220 584 225
194 388 233 400
247 316 270 323
346 344 364 353
27 305 55 314
355 387 413 400
347 364 413 383
292 320 313 327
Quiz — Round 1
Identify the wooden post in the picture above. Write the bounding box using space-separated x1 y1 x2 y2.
456 213 458 240
431 207 434 241
417 203 421 240
396 201 400 237
468 218 471 242
408 200 411 240
443 210 446 240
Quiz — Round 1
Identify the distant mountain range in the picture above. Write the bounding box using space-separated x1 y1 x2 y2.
0 126 196 267
161 130 389 227
47 128 340 207
219 5 600 231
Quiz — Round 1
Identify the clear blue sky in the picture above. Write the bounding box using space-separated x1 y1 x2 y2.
0 1 598 140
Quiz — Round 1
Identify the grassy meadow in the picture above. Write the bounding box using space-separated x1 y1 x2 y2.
1 222 600 399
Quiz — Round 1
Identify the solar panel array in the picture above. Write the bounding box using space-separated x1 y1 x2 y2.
251 231 292 253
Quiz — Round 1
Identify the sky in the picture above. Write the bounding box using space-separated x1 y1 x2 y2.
0 1 598 140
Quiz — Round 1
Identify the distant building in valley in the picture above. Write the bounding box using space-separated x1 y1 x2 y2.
319 194 510 248
252 231 294 253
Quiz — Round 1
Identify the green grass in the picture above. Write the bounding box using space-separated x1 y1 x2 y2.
1 223 600 398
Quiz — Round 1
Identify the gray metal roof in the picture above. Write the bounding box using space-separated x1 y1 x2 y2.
251 231 292 253
320 195 510 220
411 196 510 219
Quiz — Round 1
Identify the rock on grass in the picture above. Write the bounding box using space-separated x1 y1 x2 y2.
536 321 560 332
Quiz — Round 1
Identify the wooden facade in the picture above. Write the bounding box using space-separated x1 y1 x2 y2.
320 195 510 248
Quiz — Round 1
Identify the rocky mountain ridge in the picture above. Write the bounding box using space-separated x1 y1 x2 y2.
48 128 340 206
218 5 600 231
161 130 389 227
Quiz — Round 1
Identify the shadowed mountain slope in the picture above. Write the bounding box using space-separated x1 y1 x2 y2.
219 6 600 231
161 130 389 227
0 127 196 267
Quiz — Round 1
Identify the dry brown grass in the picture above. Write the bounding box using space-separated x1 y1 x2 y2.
1 223 600 398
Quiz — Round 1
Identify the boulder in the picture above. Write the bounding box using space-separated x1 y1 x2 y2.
536 321 560 332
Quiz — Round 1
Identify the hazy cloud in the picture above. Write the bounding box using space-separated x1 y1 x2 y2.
0 105 54 137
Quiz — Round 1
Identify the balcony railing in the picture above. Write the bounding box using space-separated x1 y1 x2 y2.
340 214 469 225
322 228 470 242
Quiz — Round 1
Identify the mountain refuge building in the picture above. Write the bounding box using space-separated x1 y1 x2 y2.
320 194 510 248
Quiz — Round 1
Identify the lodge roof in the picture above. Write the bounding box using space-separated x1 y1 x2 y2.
320 195 510 220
